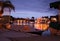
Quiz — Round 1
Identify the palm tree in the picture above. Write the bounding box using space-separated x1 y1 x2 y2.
0 0 15 16
49 1 60 35
50 1 60 22
3 0 15 23
0 0 15 29
0 0 15 19
3 0 15 12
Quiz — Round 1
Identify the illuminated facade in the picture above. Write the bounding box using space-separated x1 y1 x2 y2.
13 18 29 25
50 16 58 22
34 17 49 31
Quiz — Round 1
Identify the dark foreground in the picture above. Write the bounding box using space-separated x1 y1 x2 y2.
8 36 60 41
0 31 60 41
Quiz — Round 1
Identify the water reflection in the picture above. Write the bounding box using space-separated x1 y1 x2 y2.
34 23 49 31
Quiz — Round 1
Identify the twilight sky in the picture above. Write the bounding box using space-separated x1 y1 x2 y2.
7 0 60 18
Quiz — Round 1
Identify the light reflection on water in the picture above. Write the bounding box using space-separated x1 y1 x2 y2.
13 23 49 31
34 23 49 31
5 23 51 36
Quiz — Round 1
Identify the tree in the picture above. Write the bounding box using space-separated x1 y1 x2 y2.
50 1 60 22
0 0 15 29
49 1 60 35
3 0 15 23
0 0 15 17
3 0 15 12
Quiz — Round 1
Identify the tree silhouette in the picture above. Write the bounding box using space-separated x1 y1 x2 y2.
49 1 60 34
0 0 15 16
0 0 15 29
50 1 60 22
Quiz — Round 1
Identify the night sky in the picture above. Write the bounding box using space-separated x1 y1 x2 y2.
9 0 60 18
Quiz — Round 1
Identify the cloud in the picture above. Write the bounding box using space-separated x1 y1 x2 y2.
11 0 58 18
11 10 57 18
